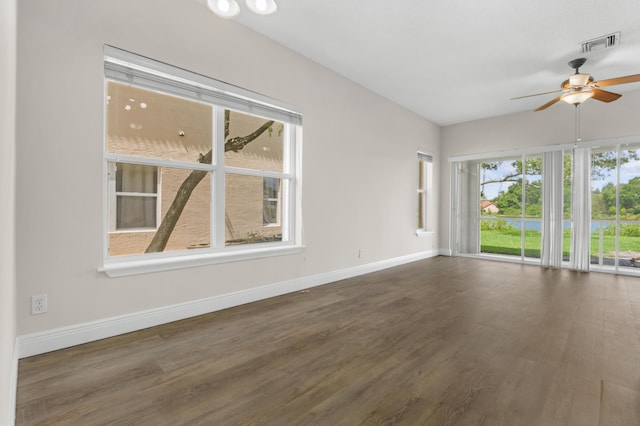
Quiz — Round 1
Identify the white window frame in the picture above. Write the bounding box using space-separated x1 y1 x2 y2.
101 46 303 277
416 152 434 236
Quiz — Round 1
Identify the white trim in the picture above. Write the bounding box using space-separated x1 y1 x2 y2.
456 252 542 266
101 244 305 277
19 251 437 358
415 230 433 238
448 135 640 163
438 248 453 256
224 166 292 179
105 154 215 172
590 264 640 277
9 343 17 426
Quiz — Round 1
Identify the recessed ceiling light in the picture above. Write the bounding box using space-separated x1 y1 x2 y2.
245 0 277 15
207 0 240 18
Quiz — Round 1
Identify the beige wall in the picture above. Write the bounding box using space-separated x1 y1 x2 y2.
440 90 640 252
16 0 440 337
0 0 16 422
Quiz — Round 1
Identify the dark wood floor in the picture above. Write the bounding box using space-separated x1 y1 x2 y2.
15 256 640 425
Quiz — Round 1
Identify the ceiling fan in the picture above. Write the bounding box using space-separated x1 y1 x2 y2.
513 58 640 111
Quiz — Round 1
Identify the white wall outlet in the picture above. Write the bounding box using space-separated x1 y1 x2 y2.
358 249 363 259
31 294 48 315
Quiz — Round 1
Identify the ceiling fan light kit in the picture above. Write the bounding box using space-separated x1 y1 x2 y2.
561 90 594 105
207 0 277 18
514 56 640 111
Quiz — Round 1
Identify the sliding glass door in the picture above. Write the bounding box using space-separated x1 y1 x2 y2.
473 155 543 261
591 144 640 272
479 158 523 257
451 142 640 276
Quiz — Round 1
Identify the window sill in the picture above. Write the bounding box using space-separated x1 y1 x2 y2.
415 230 434 238
100 244 305 278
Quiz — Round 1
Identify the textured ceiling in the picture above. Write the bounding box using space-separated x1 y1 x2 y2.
234 0 640 126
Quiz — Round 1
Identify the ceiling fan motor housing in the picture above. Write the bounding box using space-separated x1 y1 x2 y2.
568 58 587 71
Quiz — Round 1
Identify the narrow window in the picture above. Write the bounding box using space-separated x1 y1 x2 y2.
417 152 433 233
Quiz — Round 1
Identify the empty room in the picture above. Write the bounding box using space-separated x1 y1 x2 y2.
2 0 640 424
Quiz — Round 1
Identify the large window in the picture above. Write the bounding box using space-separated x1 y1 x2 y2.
103 47 302 276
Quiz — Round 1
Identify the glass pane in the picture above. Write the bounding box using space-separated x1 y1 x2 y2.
418 160 425 190
618 145 640 271
417 193 424 229
563 154 572 262
116 163 157 193
117 196 156 229
591 148 618 266
479 159 523 256
263 177 280 225
524 220 541 259
263 200 278 225
523 156 542 259
224 110 284 172
480 218 521 256
107 81 212 164
109 166 211 256
226 173 283 245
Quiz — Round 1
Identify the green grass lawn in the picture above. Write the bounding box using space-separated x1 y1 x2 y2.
480 229 640 258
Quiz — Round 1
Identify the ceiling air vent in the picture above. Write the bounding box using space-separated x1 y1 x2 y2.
580 32 620 53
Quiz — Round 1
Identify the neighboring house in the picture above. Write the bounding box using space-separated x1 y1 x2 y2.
480 200 499 214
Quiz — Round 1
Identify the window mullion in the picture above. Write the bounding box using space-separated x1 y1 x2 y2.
224 166 292 179
615 145 621 271
107 162 116 233
521 155 526 260
105 154 214 172
213 107 226 249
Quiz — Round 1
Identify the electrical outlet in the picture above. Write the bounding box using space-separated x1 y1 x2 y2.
358 249 363 259
31 294 48 315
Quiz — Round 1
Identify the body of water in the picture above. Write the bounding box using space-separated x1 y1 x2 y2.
489 218 610 233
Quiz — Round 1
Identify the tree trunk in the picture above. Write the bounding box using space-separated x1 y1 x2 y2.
144 118 275 253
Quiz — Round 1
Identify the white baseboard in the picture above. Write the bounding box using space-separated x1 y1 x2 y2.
18 250 437 359
9 343 17 426
438 248 452 256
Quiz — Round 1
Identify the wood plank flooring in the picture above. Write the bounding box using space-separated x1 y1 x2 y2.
15 256 640 425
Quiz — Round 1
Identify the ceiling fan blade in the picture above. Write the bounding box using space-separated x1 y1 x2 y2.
591 88 622 103
534 96 563 112
594 74 640 87
511 89 564 100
